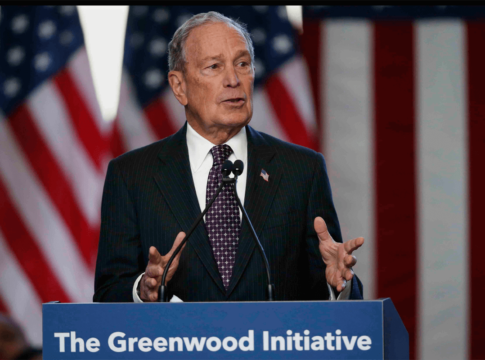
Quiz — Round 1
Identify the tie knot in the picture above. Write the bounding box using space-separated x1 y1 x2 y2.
210 144 233 166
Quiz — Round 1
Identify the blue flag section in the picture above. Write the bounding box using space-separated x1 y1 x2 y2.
43 299 408 359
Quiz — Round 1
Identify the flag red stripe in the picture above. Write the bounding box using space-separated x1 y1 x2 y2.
144 98 177 141
8 105 98 268
54 69 108 173
0 294 7 314
299 21 323 152
265 75 318 151
373 22 417 359
467 21 485 360
0 176 71 304
110 118 127 158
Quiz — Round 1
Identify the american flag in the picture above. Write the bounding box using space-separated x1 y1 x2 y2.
301 5 485 359
260 169 269 182
0 6 108 345
111 5 317 156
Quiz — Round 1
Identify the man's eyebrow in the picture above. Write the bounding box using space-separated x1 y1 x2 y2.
200 54 224 63
234 50 251 59
199 50 251 63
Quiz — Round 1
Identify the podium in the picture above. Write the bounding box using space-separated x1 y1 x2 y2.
43 298 408 359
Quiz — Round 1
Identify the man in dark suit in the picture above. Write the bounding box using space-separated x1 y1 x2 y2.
94 11 364 303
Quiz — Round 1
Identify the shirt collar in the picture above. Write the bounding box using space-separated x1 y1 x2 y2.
186 122 247 173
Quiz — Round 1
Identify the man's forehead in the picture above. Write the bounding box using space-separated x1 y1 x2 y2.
185 22 249 58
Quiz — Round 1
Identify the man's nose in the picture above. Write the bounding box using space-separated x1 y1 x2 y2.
223 66 240 88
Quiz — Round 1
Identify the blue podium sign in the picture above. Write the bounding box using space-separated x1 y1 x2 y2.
43 299 408 359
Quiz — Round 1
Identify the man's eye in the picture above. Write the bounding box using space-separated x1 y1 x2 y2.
209 64 218 69
239 62 249 67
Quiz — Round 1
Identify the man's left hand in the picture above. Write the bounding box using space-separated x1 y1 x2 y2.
314 216 364 292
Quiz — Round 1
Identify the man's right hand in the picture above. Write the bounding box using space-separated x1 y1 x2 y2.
139 232 186 302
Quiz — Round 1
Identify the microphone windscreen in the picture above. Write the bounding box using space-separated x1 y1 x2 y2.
233 160 244 176
221 160 234 177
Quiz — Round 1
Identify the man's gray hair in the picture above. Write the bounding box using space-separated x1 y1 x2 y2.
168 11 255 72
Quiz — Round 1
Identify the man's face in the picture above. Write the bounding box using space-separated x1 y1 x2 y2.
177 22 254 133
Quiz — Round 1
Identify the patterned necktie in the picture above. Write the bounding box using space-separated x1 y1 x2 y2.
205 144 241 289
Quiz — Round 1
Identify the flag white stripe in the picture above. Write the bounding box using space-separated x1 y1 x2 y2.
68 48 110 132
28 82 104 226
0 121 93 303
323 20 375 299
278 57 317 134
162 87 186 130
0 230 43 346
118 72 158 150
417 21 468 360
251 89 288 141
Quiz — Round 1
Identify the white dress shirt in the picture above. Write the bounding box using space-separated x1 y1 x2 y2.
133 123 350 302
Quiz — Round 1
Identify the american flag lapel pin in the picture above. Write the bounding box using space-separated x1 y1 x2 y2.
260 169 269 182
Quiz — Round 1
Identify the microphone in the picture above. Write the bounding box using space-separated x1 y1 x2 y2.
230 160 275 301
159 160 234 302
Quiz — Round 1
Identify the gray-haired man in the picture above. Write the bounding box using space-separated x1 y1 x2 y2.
94 12 364 303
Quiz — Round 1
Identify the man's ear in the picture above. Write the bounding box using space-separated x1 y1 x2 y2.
168 70 188 106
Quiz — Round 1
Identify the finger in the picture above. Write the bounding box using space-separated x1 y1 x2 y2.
344 237 364 255
161 232 187 269
148 246 162 265
148 291 158 302
343 268 354 282
314 217 332 242
145 276 158 290
145 263 163 278
166 232 186 258
344 255 357 268
337 279 347 293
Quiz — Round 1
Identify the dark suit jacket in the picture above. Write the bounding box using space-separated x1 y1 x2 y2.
94 123 363 302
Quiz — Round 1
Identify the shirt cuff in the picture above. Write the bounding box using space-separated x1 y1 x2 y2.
327 279 352 300
133 273 145 303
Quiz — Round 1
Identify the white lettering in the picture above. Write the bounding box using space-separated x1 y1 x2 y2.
128 337 138 352
335 329 341 350
239 330 254 351
153 337 167 352
293 332 303 351
357 336 372 351
71 331 85 352
286 330 293 351
54 333 70 353
263 331 269 351
271 336 285 351
206 337 221 352
311 336 324 351
183 337 206 351
222 336 238 351
169 337 183 351
108 332 126 353
304 330 310 350
138 337 152 352
86 338 100 352
325 332 335 351
343 336 357 350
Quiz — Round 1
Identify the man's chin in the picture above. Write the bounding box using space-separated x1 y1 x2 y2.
215 112 252 128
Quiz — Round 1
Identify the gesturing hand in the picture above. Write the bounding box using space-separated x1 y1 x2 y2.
315 217 364 292
139 232 186 302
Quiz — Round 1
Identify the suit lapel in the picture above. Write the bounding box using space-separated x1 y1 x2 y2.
154 124 225 294
226 126 283 298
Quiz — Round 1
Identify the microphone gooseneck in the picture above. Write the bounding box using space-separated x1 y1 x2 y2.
159 161 234 302
231 161 275 301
